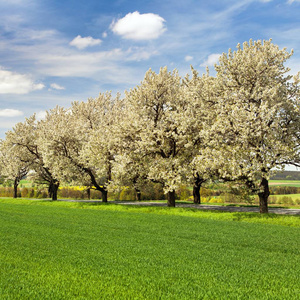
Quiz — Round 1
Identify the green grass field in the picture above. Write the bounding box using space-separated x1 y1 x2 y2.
0 199 299 299
269 180 300 187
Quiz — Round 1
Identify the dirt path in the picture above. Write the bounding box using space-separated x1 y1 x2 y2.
58 200 300 215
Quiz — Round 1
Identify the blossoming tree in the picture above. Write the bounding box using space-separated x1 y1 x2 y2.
0 139 29 198
119 67 192 206
197 39 300 213
181 68 220 204
38 92 120 202
4 115 60 200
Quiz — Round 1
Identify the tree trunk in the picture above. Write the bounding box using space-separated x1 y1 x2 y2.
48 180 59 200
48 182 53 198
167 190 176 207
102 190 108 203
193 185 201 204
51 182 59 201
13 178 19 198
258 178 269 213
87 188 91 200
193 173 205 204
135 188 141 201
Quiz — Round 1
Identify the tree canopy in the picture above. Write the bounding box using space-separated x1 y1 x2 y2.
1 39 299 212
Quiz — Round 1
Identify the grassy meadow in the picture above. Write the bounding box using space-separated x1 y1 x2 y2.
0 198 299 299
269 180 300 187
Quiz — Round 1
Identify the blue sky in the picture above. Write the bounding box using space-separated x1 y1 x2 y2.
0 0 300 139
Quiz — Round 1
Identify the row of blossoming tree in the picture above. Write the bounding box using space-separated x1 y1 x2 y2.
1 39 300 213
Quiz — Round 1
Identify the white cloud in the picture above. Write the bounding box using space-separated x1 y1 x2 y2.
185 55 193 62
70 35 102 50
50 83 65 90
125 47 158 61
102 32 107 38
0 109 24 117
37 49 124 77
34 47 155 82
0 68 44 94
23 29 57 41
201 53 222 67
287 0 300 3
0 29 157 85
111 11 166 40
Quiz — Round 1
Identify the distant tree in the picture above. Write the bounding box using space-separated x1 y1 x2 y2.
3 115 60 200
38 93 120 202
0 139 29 198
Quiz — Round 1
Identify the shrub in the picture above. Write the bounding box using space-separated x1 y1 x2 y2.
270 186 300 195
119 188 136 201
273 196 296 205
58 187 84 199
108 190 120 201
139 182 165 200
200 187 222 197
220 193 241 203
280 196 294 205
35 189 48 199
90 189 102 200
21 188 29 198
208 197 224 204
0 187 13 197
294 198 300 205
269 196 277 204
177 185 192 201
29 188 35 198
57 187 102 200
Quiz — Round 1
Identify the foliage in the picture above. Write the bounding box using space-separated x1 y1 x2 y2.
58 187 102 200
1 39 300 212
2 115 60 200
118 188 136 201
270 185 300 195
268 194 300 206
177 184 193 200
0 187 14 197
0 138 29 197
116 67 186 202
193 39 300 213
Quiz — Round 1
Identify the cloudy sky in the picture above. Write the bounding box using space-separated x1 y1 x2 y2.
0 0 300 139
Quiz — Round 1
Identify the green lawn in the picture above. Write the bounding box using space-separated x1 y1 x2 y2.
0 199 299 299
